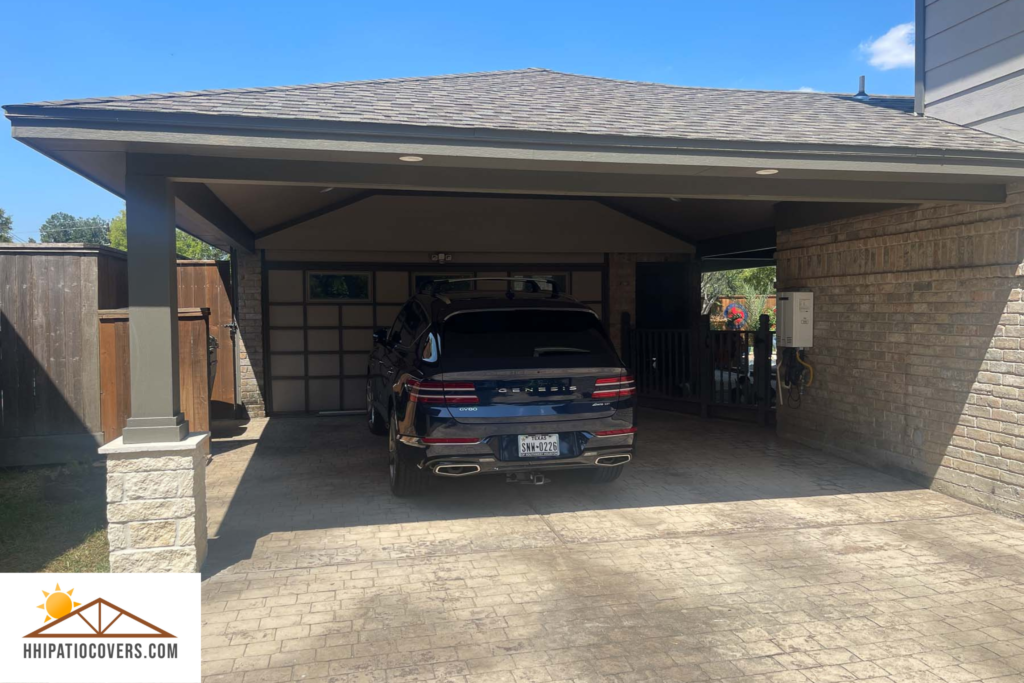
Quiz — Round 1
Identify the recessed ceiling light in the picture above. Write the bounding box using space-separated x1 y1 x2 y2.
399 155 424 162
756 169 780 175
320 187 335 193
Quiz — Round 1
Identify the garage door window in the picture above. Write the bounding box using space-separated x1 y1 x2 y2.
307 272 371 301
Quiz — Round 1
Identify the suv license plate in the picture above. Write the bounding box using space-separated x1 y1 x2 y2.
518 434 560 457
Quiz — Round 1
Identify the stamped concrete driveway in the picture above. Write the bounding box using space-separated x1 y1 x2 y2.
200 411 1024 683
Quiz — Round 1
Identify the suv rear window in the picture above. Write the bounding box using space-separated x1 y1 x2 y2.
441 310 618 370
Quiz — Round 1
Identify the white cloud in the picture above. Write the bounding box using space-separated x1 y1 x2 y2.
794 86 820 93
859 23 916 70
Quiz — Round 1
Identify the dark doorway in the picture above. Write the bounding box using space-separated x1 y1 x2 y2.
636 262 691 329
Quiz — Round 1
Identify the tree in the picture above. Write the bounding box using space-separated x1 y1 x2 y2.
176 231 227 261
108 209 127 250
108 208 227 261
0 208 12 242
40 212 110 244
740 266 776 293
701 270 741 315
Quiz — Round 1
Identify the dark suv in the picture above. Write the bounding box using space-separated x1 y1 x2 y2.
366 278 636 496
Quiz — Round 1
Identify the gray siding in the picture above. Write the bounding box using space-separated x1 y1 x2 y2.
922 0 1024 142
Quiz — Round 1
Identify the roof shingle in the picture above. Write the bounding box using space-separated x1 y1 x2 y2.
12 68 1024 154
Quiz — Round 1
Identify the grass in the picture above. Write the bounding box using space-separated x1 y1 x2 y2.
0 462 110 573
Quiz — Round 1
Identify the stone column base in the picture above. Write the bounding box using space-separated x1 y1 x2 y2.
100 432 210 573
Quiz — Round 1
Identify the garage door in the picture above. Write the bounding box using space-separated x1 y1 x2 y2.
265 266 605 414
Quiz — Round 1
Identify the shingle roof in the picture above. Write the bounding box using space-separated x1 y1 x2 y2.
13 68 1024 154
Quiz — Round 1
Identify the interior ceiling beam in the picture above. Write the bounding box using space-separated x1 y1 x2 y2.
172 182 255 254
256 190 375 239
697 227 776 259
128 154 1008 205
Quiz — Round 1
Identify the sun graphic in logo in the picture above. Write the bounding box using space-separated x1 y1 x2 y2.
37 584 81 623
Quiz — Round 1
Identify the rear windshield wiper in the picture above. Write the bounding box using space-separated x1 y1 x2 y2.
533 347 590 356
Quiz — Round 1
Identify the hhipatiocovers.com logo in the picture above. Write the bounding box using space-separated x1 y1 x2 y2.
22 584 177 660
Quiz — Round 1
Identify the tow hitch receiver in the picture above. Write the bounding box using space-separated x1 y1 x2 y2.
507 472 548 485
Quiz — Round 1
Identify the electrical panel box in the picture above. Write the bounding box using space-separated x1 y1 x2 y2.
777 291 813 348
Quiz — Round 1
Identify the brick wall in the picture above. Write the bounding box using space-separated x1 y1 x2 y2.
776 184 1024 518
235 250 266 418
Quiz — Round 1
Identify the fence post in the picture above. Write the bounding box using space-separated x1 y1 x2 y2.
755 313 771 426
699 314 711 418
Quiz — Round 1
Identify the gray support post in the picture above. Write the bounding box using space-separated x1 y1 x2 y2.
121 172 189 444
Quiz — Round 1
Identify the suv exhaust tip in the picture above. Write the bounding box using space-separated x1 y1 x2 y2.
432 463 482 477
595 454 631 467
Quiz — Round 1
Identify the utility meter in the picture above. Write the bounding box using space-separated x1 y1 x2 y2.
777 291 813 348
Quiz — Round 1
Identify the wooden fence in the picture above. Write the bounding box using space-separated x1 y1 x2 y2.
99 308 211 443
0 244 229 465
177 261 235 418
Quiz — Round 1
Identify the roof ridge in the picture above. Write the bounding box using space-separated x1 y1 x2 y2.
21 68 554 108
540 68 912 99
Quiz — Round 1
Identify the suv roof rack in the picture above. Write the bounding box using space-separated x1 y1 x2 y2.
419 277 564 300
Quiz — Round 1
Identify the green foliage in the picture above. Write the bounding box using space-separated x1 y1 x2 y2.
700 265 776 317
40 212 110 245
107 207 227 260
0 208 13 242
700 270 742 315
738 280 771 331
176 230 228 261
108 209 127 250
741 266 776 294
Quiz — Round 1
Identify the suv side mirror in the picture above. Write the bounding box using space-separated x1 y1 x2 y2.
372 327 389 346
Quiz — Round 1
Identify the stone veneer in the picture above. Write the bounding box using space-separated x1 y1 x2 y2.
236 250 266 418
776 184 1024 519
102 433 210 572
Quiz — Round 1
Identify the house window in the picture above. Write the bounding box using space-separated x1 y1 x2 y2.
307 272 371 302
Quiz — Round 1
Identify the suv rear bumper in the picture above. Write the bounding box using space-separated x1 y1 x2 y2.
416 449 632 477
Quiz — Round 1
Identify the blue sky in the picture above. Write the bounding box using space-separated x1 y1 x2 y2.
0 0 916 242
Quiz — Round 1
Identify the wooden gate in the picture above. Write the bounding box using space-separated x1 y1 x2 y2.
177 261 236 419
623 312 776 424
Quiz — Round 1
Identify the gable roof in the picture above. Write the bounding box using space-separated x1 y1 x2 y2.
10 68 1024 155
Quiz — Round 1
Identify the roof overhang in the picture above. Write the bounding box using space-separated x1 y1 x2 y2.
6 105 1024 253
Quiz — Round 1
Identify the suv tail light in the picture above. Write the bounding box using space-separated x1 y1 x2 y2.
407 379 480 405
592 375 637 400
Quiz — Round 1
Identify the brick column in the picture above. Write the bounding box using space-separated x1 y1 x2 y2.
236 250 266 417
102 433 210 572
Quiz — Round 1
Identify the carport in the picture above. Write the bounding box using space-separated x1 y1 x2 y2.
5 69 1024 577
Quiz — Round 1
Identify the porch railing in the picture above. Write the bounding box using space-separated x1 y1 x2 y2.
622 313 775 424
